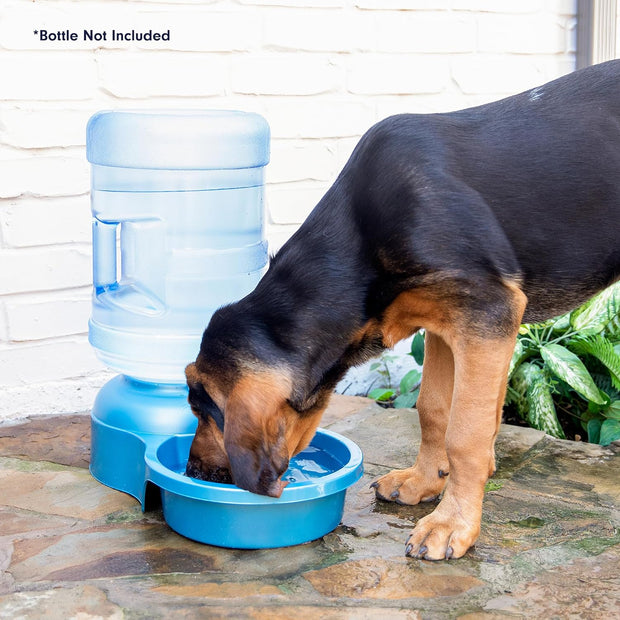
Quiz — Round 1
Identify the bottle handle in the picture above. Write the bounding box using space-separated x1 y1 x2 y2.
92 219 118 289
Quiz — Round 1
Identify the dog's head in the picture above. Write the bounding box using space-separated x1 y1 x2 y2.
184 357 327 498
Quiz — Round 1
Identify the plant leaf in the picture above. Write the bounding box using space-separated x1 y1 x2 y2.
508 362 532 421
551 312 571 333
368 388 394 402
569 282 620 336
508 338 535 379
399 369 421 394
587 418 602 444
516 362 566 438
393 389 419 409
603 311 620 341
540 343 606 404
410 331 425 366
604 401 620 421
568 335 620 391
599 419 620 446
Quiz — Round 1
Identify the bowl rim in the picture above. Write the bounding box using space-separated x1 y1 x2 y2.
144 428 364 505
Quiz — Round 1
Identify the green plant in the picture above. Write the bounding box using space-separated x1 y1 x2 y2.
368 332 425 408
505 282 620 445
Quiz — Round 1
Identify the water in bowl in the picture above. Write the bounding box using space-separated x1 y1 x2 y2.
174 444 342 486
283 446 341 483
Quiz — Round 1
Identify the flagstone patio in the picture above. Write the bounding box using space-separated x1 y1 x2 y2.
0 395 618 619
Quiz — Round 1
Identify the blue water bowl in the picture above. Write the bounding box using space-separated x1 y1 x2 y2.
146 429 364 549
90 375 364 549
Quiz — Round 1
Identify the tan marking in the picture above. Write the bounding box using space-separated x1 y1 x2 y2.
379 288 454 347
351 285 455 361
187 416 229 474
404 283 528 559
373 331 453 504
287 410 324 457
226 371 326 457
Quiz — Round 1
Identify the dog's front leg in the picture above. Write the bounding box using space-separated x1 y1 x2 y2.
405 329 521 560
372 330 453 503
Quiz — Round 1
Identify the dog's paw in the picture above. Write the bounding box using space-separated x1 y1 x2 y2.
371 465 448 505
404 498 480 560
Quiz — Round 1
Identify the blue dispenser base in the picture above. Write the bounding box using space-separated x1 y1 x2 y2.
90 375 197 506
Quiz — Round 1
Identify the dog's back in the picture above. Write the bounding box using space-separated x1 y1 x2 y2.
340 60 620 321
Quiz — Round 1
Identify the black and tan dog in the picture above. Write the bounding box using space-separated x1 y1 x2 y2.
185 60 620 560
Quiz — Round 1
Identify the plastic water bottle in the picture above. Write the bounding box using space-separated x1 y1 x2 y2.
86 110 270 383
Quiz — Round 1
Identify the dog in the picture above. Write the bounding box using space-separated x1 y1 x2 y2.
184 60 620 560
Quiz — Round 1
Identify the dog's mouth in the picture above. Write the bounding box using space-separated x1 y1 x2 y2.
185 461 233 484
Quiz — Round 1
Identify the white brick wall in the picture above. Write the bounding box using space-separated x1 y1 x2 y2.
0 0 577 422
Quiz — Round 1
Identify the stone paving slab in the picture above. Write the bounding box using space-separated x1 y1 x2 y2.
0 395 618 619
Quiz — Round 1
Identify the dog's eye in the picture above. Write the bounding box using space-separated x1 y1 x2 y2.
188 385 225 431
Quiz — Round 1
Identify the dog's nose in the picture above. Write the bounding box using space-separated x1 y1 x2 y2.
266 478 289 498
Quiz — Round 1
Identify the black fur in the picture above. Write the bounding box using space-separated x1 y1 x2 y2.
196 60 620 422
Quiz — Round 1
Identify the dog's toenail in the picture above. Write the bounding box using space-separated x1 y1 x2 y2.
417 545 428 558
370 482 378 489
446 546 454 559
438 469 449 478
405 543 413 556
390 490 399 499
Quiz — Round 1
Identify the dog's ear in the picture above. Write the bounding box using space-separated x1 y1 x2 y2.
223 373 291 498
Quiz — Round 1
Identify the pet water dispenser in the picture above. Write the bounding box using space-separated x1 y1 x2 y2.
87 110 363 548
87 109 270 504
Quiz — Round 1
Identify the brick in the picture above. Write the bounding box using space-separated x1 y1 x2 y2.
334 137 361 171
347 55 449 95
0 53 96 100
97 52 227 98
551 0 579 15
0 338 103 388
375 94 455 118
450 0 541 12
265 223 299 254
131 0 219 3
0 246 91 295
231 54 340 96
0 109 91 148
268 140 338 184
240 0 346 6
5 292 91 342
0 370 114 420
0 301 7 342
451 56 548 95
263 9 372 52
0 156 89 199
265 99 374 139
477 14 567 54
137 10 259 52
355 0 448 8
267 182 329 225
0 196 91 248
374 13 476 53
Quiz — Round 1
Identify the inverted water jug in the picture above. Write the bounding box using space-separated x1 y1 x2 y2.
87 110 270 383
